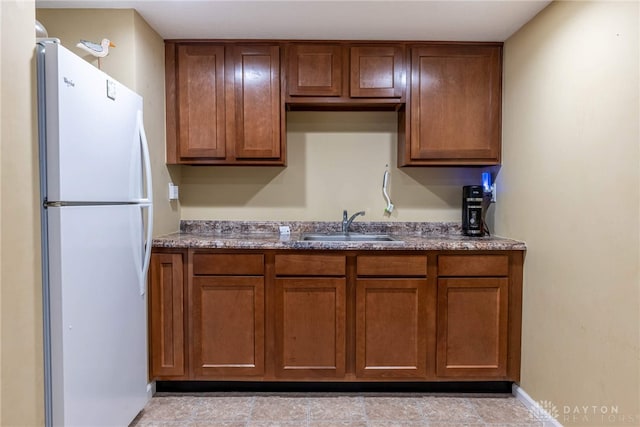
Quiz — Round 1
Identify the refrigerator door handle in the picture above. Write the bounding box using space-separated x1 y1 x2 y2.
138 110 153 296
140 203 153 296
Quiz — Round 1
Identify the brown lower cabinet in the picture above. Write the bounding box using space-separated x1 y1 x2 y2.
355 254 428 379
148 251 186 379
275 278 346 378
356 279 427 378
149 249 523 382
191 276 265 378
274 253 347 379
190 252 265 379
436 277 508 378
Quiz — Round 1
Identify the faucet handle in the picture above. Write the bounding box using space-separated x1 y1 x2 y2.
343 210 348 220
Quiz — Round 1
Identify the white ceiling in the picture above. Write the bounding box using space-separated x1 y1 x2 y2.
36 0 552 41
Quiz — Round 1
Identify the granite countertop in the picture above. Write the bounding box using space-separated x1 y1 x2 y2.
152 221 526 251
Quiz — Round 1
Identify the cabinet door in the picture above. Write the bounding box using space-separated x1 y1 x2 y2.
436 278 508 378
407 44 501 165
233 45 282 160
350 45 405 98
191 276 264 378
149 252 186 378
275 278 346 378
356 279 427 378
287 44 342 97
176 44 226 160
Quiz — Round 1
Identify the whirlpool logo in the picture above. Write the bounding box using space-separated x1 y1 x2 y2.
63 77 75 87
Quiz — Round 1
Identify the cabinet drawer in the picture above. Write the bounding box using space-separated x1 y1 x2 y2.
357 255 427 277
438 255 509 277
275 254 346 276
193 253 264 275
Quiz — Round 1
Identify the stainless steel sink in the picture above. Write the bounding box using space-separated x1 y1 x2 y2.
300 233 403 243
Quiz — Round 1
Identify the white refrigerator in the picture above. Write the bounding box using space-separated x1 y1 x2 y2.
36 40 153 427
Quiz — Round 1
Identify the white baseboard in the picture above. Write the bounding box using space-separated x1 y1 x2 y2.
147 381 156 399
513 383 564 427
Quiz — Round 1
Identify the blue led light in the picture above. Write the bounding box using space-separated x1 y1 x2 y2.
482 172 491 193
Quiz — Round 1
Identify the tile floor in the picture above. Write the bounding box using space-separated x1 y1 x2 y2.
130 393 543 427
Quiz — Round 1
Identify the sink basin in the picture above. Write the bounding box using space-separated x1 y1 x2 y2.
300 233 403 243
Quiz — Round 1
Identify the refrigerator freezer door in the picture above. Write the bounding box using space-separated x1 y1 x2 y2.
47 205 149 427
44 43 144 203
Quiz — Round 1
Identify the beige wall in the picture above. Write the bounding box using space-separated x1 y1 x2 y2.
37 8 181 236
497 1 640 425
181 111 486 222
1 1 44 426
36 9 136 86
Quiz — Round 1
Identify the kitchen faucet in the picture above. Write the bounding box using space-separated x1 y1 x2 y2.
342 210 365 233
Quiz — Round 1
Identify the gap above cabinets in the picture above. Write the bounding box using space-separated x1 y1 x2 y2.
165 40 502 167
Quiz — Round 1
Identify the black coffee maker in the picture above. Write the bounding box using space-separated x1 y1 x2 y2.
462 185 486 236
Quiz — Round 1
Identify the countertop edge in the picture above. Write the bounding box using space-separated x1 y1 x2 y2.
153 221 526 251
152 233 527 251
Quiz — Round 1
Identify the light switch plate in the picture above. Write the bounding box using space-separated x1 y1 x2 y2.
168 183 179 200
106 79 116 100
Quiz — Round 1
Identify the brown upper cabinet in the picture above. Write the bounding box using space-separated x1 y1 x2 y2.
350 45 405 98
165 42 285 165
174 44 226 161
165 40 502 167
285 43 406 106
287 44 343 97
399 43 502 166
